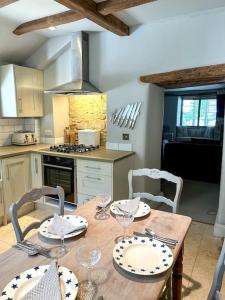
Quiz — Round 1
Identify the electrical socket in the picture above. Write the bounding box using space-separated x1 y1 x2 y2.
122 133 129 141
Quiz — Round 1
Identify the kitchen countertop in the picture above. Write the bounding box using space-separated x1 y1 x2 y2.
0 144 135 162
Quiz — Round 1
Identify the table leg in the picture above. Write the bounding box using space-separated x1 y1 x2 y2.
172 245 184 300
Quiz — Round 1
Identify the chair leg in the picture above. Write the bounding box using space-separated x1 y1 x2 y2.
160 275 172 300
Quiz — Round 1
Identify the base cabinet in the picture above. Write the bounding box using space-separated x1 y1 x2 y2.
2 154 32 222
77 156 133 207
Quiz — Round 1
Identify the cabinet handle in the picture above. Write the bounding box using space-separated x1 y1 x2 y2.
35 158 38 174
85 175 101 181
84 166 101 170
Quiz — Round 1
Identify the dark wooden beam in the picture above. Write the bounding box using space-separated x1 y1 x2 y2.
97 0 157 16
13 10 83 35
0 0 18 8
140 64 225 89
55 0 129 36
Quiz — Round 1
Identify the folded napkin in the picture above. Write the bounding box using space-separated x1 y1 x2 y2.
116 197 140 215
48 214 86 236
21 261 62 300
96 195 112 208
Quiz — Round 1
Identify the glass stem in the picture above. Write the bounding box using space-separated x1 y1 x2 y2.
61 236 65 249
87 267 92 285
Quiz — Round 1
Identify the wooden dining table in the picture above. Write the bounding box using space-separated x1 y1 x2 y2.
0 199 191 300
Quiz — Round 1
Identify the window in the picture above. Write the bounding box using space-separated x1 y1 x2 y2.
177 96 217 126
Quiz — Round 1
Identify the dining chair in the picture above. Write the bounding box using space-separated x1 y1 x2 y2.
9 186 64 243
208 239 225 300
128 168 183 213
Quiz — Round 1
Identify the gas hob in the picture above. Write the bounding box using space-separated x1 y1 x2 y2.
48 144 99 154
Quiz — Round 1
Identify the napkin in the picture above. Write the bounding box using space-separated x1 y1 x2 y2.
116 197 140 215
96 195 112 208
48 214 86 236
21 261 62 300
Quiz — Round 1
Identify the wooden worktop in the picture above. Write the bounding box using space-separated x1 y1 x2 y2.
0 144 135 162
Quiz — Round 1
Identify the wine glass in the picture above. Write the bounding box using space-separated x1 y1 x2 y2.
95 194 111 220
115 213 134 243
76 244 102 294
49 218 69 259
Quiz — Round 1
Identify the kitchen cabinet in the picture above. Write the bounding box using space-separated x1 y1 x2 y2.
31 153 43 204
2 154 32 222
0 64 43 117
77 156 133 207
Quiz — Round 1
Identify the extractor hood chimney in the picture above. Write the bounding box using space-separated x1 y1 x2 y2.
44 32 101 95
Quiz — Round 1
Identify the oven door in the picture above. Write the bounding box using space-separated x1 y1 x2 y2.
43 163 75 204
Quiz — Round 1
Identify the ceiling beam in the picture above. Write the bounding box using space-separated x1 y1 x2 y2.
55 0 129 36
140 64 225 89
13 10 83 35
0 0 18 8
97 0 157 16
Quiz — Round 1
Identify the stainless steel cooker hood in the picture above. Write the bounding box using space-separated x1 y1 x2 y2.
44 32 101 95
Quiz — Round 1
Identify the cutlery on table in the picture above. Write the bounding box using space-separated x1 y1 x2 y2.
15 241 51 257
15 242 39 256
145 228 178 244
133 231 175 248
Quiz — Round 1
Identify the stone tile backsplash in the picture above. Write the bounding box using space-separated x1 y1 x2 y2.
69 94 107 146
0 118 41 146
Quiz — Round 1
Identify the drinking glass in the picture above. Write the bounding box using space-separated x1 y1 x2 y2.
49 220 69 259
95 194 111 220
115 213 134 243
76 244 102 293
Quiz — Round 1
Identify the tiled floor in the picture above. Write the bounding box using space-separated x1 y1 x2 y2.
0 210 224 299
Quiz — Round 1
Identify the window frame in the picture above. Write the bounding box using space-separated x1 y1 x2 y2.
178 95 217 127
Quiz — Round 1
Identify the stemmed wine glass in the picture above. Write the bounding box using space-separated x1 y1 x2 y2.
115 212 134 243
95 194 111 220
49 218 69 259
76 244 102 294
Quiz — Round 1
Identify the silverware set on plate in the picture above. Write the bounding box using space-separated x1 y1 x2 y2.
133 227 178 248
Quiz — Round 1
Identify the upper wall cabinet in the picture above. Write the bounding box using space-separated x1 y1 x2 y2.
0 64 44 117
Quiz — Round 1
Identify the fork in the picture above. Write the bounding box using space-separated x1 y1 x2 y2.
145 228 178 244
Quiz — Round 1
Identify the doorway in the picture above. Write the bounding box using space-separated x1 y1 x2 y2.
161 86 224 224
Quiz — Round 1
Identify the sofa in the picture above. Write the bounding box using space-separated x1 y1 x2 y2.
162 141 222 183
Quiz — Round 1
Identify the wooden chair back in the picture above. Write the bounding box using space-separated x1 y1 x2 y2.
208 239 225 300
128 168 183 213
9 186 64 243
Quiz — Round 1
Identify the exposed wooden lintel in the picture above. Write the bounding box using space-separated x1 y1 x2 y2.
97 0 157 16
13 10 83 35
0 0 18 8
55 0 129 36
140 64 225 88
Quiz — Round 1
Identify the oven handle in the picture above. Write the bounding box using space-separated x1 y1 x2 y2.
42 163 73 171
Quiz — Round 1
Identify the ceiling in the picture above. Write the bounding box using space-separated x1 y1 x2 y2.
1 0 225 63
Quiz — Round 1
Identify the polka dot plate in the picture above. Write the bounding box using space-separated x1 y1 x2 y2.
113 236 173 276
1 265 78 300
110 200 151 218
39 215 88 240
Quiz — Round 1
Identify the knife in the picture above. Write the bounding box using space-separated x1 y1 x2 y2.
128 103 138 128
124 104 134 127
113 107 123 124
110 109 117 123
131 102 142 129
119 104 130 127
133 231 175 247
117 106 126 126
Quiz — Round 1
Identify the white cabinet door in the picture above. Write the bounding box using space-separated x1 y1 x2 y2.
31 154 43 203
31 154 42 188
0 64 44 118
2 155 31 219
32 69 43 117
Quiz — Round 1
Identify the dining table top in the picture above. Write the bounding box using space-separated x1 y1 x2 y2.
0 200 192 300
